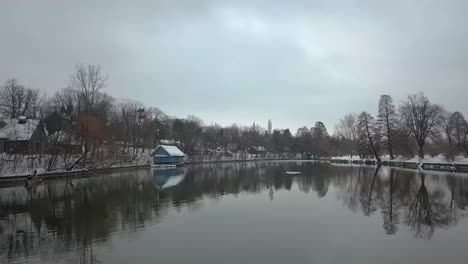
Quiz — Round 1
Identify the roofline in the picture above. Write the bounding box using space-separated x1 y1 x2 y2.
151 145 186 157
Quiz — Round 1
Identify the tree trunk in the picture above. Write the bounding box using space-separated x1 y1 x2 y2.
388 136 394 160
365 121 381 164
367 166 380 215
386 118 394 160
418 144 424 159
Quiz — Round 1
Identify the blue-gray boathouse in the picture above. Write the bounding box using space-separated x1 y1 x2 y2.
150 145 186 165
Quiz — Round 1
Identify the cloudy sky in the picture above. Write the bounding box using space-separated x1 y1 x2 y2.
1 0 468 132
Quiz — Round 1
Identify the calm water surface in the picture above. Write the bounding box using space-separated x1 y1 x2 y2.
1 161 468 264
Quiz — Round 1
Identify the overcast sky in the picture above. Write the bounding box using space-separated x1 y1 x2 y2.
2 0 468 132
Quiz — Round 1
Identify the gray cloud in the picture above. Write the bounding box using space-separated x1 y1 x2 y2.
2 0 468 132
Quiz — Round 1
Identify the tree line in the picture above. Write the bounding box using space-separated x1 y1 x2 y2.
1 64 467 163
0 64 331 162
335 93 468 162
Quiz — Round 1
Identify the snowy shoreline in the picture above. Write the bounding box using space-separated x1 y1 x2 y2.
0 158 311 181
329 154 468 165
4 154 468 182
0 164 150 181
0 150 151 179
328 155 468 173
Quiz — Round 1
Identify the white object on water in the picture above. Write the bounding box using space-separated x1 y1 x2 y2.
161 175 185 189
286 171 301 175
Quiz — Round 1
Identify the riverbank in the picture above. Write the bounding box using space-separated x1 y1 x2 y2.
186 157 306 164
0 150 151 179
0 165 151 186
0 149 304 178
329 155 468 173
0 156 309 183
4 153 468 184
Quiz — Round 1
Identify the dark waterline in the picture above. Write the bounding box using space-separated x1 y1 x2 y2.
1 161 468 264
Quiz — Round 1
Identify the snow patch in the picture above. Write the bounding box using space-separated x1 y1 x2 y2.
0 118 41 140
151 145 185 157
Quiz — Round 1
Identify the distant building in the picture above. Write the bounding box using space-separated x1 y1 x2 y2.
150 145 186 166
0 117 47 154
268 119 272 135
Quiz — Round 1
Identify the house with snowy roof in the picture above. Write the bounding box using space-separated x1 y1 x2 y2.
0 116 48 154
150 145 185 166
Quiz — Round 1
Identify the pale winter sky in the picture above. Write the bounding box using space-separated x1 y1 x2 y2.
1 1 468 133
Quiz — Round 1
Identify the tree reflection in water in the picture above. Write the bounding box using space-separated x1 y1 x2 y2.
363 166 380 216
405 172 465 240
1 162 468 263
381 169 399 235
405 172 436 239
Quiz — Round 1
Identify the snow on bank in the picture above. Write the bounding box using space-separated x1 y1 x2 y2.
331 154 468 164
188 152 299 162
0 149 151 178
0 149 302 178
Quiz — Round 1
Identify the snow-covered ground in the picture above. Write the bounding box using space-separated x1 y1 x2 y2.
0 149 300 178
330 154 468 164
0 148 151 178
188 152 300 162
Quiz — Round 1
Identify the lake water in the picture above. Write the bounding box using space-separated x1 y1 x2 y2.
1 161 468 264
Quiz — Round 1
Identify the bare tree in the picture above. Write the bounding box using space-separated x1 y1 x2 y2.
434 110 456 161
358 111 381 163
392 127 417 158
0 78 40 118
399 93 442 160
335 113 359 156
67 64 108 156
113 99 142 154
68 64 107 112
172 116 203 157
335 113 358 141
377 95 397 160
134 107 163 149
449 111 468 156
439 110 453 146
48 87 80 121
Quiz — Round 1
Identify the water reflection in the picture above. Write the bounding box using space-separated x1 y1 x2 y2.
405 172 459 239
152 168 186 190
1 162 468 263
381 169 399 235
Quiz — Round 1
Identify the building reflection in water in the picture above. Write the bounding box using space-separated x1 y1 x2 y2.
1 162 468 263
152 168 186 190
